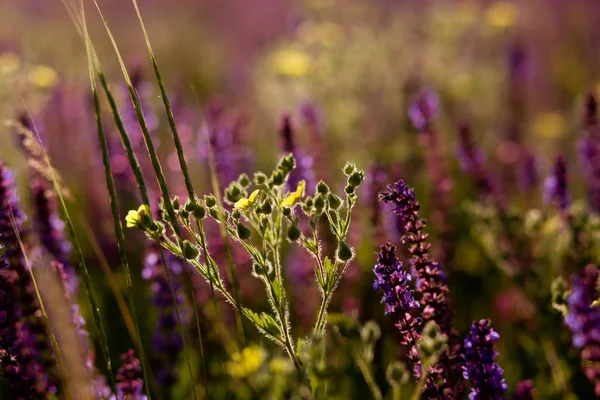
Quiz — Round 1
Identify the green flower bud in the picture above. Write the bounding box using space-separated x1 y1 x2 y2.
172 196 181 210
328 193 342 209
271 170 285 186
314 194 325 210
316 180 330 195
232 209 242 220
238 173 251 187
345 185 355 194
287 224 301 241
179 208 190 220
348 171 365 187
193 204 206 220
305 196 314 208
337 241 353 261
237 223 252 240
260 200 272 214
343 161 356 175
254 172 268 185
208 208 219 219
225 184 243 204
386 361 409 386
184 198 195 212
205 195 217 208
278 154 296 174
182 240 200 260
361 321 381 344
282 207 292 217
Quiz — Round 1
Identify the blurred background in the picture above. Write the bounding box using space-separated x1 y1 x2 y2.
2 0 600 398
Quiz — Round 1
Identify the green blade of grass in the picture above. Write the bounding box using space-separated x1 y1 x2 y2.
80 3 152 397
92 3 201 398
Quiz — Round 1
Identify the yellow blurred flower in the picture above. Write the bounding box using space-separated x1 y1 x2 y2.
28 65 58 88
532 112 566 139
270 357 293 374
485 1 519 29
0 53 21 75
281 180 305 208
234 189 260 211
226 346 266 378
270 49 312 78
455 1 479 27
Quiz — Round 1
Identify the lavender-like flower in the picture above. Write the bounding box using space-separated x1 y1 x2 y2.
0 257 36 398
518 151 538 190
564 265 600 396
0 161 57 396
408 89 440 131
143 244 186 388
513 380 535 400
380 180 464 397
578 93 600 211
114 349 147 400
462 319 508 400
373 243 421 370
456 121 498 205
543 155 569 211
279 113 314 193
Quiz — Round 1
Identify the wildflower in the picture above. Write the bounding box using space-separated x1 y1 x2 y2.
28 65 59 88
373 243 422 371
126 205 151 228
281 180 306 208
408 89 439 131
115 349 147 400
226 345 267 378
532 112 565 139
544 155 569 211
380 180 464 396
564 265 600 396
234 189 260 211
270 48 312 78
578 93 600 211
462 319 508 400
485 1 519 29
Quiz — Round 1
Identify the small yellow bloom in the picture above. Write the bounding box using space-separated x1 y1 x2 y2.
28 65 58 89
226 345 266 378
532 112 565 139
234 189 260 211
0 53 21 75
270 49 312 78
125 205 150 228
281 180 305 208
270 357 293 374
485 1 519 29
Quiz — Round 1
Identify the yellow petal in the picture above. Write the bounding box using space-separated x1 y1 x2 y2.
281 180 305 207
234 198 250 211
125 210 139 228
248 189 260 203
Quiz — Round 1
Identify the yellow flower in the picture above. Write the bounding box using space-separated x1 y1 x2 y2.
485 2 519 29
281 180 305 208
0 53 21 75
270 357 293 374
234 189 260 211
28 65 58 89
532 112 565 139
270 49 312 78
226 346 266 378
125 205 150 228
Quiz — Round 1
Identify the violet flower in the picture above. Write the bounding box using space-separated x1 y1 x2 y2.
114 349 147 400
0 161 57 396
380 180 464 397
543 155 569 211
373 242 421 371
578 93 600 211
462 319 508 400
143 244 186 388
564 265 600 396
408 89 440 131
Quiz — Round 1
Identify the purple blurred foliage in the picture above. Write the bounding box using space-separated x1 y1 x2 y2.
564 265 600 396
543 155 569 212
114 349 147 400
513 379 535 400
518 150 538 191
578 93 600 211
462 319 508 400
279 113 315 194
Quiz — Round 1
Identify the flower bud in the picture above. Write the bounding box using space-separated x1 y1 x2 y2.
314 194 325 210
328 193 342 209
184 198 195 212
287 224 301 241
182 240 200 260
345 185 355 194
205 195 217 208
337 241 353 261
238 173 251 187
386 361 409 386
348 171 365 187
260 200 272 214
316 180 330 195
254 172 268 185
172 196 181 210
232 209 242 220
237 223 252 240
343 161 356 175
271 171 285 186
193 204 206 220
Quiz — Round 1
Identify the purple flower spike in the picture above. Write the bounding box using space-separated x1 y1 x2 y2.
374 243 422 370
544 155 569 211
115 349 147 400
564 265 600 396
408 89 440 131
462 319 508 400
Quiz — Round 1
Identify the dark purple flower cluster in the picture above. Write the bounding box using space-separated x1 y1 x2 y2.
0 161 57 396
564 265 600 396
462 319 508 400
380 180 463 397
143 244 186 388
373 243 421 370
544 155 569 211
279 113 314 193
115 349 147 400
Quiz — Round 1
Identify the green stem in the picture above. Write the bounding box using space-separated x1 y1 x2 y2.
410 374 427 400
355 356 383 400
